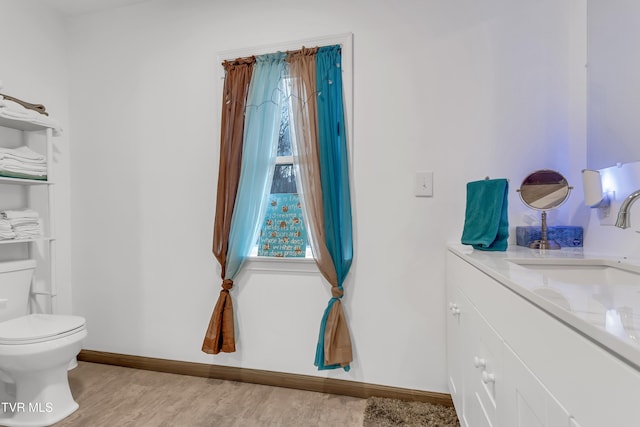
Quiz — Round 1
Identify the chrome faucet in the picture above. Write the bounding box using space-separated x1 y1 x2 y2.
615 189 640 229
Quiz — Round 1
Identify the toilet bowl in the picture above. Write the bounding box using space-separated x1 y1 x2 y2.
0 260 87 427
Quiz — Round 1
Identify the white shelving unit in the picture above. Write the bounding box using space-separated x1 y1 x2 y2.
0 115 58 314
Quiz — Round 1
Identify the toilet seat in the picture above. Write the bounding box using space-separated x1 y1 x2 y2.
0 314 86 345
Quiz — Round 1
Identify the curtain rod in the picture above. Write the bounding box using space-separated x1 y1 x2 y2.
217 32 352 63
223 45 339 67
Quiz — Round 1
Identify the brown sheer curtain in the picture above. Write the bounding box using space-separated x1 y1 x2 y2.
287 48 352 368
202 57 255 354
287 48 336 285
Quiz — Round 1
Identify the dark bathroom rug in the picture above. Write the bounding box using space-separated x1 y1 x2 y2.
363 396 460 427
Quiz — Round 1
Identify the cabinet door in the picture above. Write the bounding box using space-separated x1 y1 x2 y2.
502 344 577 427
446 284 467 424
464 305 502 427
447 251 503 427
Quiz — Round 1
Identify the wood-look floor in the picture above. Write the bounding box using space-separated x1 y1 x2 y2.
54 362 367 427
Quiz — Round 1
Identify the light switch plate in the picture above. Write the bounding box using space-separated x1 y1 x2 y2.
415 171 433 197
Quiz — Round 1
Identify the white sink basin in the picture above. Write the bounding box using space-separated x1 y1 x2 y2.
508 258 640 286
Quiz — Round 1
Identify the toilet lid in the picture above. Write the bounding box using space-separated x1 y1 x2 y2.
0 314 86 344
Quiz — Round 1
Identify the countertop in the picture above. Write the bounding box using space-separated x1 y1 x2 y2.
447 243 640 370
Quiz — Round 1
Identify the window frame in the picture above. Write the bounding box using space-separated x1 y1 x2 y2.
214 33 354 273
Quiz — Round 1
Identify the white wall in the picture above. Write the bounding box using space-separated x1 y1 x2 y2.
582 0 640 257
587 0 640 170
65 0 585 392
0 0 73 314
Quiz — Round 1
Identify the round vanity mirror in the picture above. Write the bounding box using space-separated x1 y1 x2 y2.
518 169 571 210
517 169 572 250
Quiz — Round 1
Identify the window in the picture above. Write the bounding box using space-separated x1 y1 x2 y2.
256 85 310 258
218 33 353 266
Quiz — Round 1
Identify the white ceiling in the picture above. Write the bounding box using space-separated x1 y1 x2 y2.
42 0 152 16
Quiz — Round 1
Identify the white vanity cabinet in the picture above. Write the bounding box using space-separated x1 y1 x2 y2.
447 254 505 427
0 116 57 312
501 343 573 427
447 284 502 427
446 286 468 421
446 248 640 427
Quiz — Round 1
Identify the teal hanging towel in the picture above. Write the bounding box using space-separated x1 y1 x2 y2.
461 178 509 251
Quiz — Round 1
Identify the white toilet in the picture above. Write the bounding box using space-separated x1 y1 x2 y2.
0 259 87 427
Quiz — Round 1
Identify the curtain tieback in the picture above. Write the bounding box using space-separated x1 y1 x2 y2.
331 287 343 298
221 279 234 291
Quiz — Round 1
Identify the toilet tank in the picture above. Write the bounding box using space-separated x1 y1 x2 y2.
0 259 36 323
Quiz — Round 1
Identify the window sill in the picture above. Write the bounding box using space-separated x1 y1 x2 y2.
244 256 318 273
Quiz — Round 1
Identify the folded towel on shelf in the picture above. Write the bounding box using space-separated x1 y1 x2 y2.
1 208 40 220
0 93 47 116
0 154 46 166
0 159 46 174
0 146 46 162
0 170 46 180
0 146 47 180
12 223 42 239
461 178 509 251
0 99 62 135
0 219 15 240
8 217 41 227
0 209 42 239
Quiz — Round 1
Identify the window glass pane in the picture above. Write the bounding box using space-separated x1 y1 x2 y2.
257 83 308 258
258 193 307 257
277 90 292 156
270 164 297 193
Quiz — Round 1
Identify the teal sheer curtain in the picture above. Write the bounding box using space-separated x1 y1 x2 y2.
226 53 286 278
316 45 353 284
313 45 354 371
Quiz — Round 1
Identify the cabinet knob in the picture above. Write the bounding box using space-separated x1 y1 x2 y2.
449 303 461 316
474 356 486 369
481 371 496 384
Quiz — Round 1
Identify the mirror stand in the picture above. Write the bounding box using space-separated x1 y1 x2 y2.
517 169 572 250
528 210 561 250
